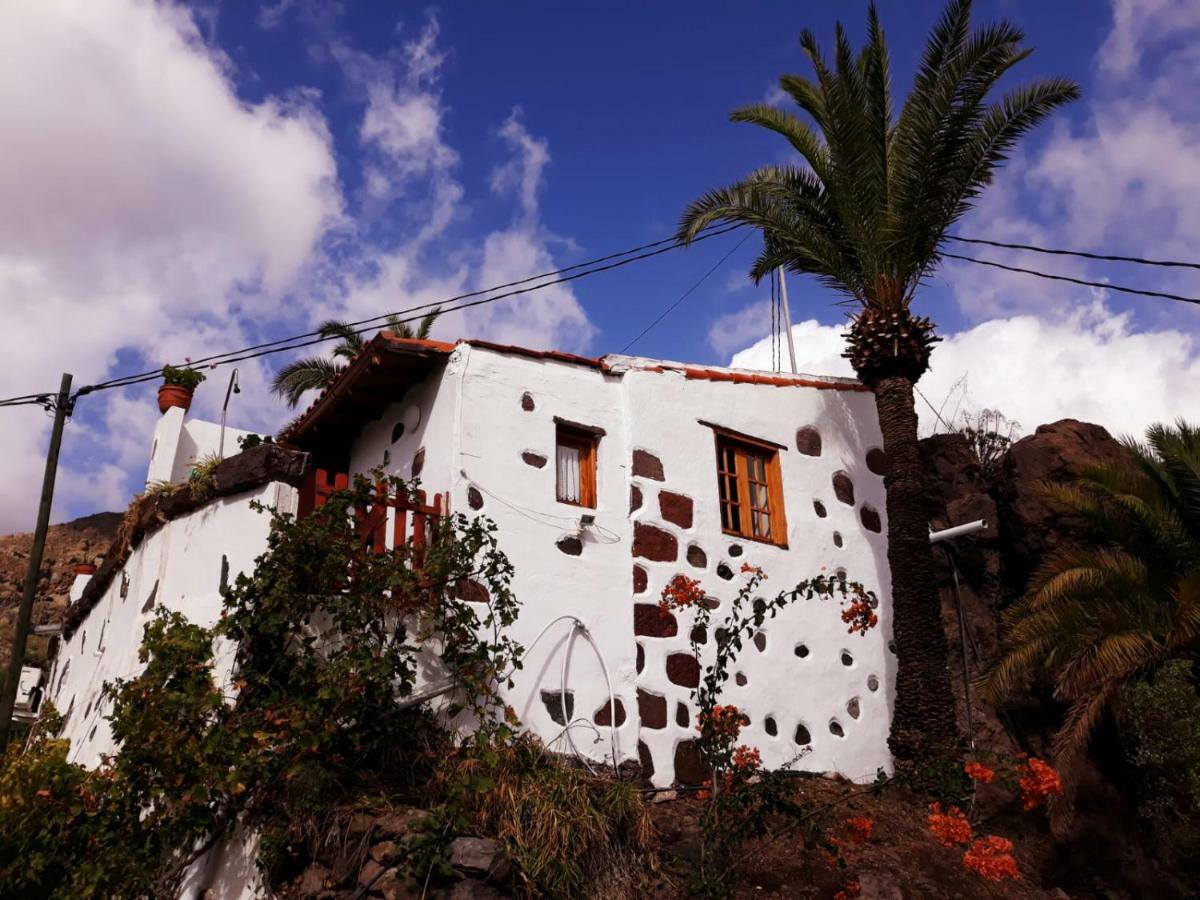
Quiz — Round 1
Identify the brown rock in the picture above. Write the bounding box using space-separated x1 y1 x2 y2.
359 857 386 888
431 882 504 900
467 486 484 510
666 652 700 687
832 471 856 506
638 740 655 778
521 450 547 469
520 391 535 411
370 840 399 863
411 447 426 477
634 603 677 637
998 419 1131 591
860 505 882 533
686 544 707 568
374 807 431 838
556 535 583 556
449 836 509 881
594 698 626 727
638 689 667 728
658 491 693 529
865 447 888 476
456 579 489 604
632 564 647 593
297 863 332 896
796 426 822 456
632 522 677 562
630 484 642 512
631 449 665 481
674 739 709 785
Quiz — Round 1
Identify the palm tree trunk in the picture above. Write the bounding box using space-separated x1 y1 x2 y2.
872 374 961 771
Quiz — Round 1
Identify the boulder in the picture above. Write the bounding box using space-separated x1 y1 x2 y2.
448 836 510 881
996 419 1131 592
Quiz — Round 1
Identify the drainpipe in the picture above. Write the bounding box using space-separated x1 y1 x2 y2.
776 267 798 375
930 519 987 750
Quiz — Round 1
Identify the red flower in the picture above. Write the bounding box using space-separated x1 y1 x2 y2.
698 705 744 740
1018 757 1062 811
840 600 879 635
963 835 1019 881
740 562 766 577
927 802 972 847
731 745 761 772
844 816 874 845
833 881 861 900
660 574 706 613
964 762 995 784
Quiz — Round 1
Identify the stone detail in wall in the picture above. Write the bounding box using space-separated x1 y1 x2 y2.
456 580 489 605
594 699 627 727
638 741 655 778
556 535 583 556
795 723 812 745
686 544 707 568
520 392 535 411
674 740 708 785
634 603 677 637
631 449 665 481
630 485 643 513
541 690 574 726
675 702 689 727
764 716 777 736
690 624 707 645
716 562 733 580
658 491 693 529
832 471 855 505
521 450 547 469
636 643 645 673
735 672 747 686
846 697 860 719
860 505 882 533
833 531 843 548
866 447 887 476
867 674 879 692
412 447 426 477
638 689 667 729
813 499 827 518
665 652 700 688
632 522 678 562
633 565 648 593
796 426 822 456
467 487 484 510
752 632 766 652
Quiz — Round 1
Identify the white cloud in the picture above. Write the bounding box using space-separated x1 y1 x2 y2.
726 298 1200 441
1098 0 1200 78
0 0 341 532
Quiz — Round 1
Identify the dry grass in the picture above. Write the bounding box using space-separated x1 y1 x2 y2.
451 737 658 898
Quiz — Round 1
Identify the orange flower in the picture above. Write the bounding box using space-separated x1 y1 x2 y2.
698 705 743 740
963 835 1019 881
740 562 766 577
964 762 995 784
840 599 879 635
844 816 874 845
660 574 705 612
1018 758 1062 811
731 744 762 772
928 802 972 847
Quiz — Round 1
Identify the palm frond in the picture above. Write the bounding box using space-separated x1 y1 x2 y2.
271 358 345 409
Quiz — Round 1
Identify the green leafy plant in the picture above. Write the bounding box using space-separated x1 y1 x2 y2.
160 365 206 391
237 433 274 451
0 474 522 897
658 565 880 896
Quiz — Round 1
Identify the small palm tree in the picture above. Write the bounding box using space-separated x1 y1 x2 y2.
272 309 441 408
676 0 1078 769
983 421 1200 793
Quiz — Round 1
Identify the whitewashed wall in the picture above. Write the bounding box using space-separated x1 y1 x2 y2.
344 345 896 785
47 482 296 770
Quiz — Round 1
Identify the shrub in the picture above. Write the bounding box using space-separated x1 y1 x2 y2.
1118 663 1200 879
161 365 206 391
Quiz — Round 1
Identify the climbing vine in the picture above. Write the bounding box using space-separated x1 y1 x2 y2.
0 475 522 897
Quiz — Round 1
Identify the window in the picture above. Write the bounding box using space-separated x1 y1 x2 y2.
715 432 787 545
556 424 598 508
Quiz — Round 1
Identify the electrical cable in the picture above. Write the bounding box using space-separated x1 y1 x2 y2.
949 234 1200 271
68 222 743 397
943 252 1200 305
618 230 753 354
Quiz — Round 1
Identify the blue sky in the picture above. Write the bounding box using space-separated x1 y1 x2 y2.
1 0 1199 530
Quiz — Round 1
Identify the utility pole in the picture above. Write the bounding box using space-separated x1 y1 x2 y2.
777 267 798 374
0 373 73 750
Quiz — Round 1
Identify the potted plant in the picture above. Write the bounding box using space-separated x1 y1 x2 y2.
158 365 206 413
72 561 96 576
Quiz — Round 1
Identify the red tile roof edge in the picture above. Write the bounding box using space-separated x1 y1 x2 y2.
460 339 604 369
681 367 870 392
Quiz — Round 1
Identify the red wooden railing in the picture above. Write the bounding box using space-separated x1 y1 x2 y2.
299 468 445 562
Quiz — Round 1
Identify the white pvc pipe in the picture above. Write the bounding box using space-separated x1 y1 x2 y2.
777 267 798 375
929 519 987 544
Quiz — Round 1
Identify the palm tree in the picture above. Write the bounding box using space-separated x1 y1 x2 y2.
982 421 1200 795
272 309 442 408
676 0 1078 770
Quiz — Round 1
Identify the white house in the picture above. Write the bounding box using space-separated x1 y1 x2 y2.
47 333 896 802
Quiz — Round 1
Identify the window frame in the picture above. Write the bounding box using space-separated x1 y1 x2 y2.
711 427 788 547
555 423 599 509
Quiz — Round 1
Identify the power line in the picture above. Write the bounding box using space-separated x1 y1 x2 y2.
950 235 1200 271
942 252 1200 305
619 231 752 353
0 222 742 407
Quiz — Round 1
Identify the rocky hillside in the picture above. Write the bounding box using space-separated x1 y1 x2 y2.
0 510 121 668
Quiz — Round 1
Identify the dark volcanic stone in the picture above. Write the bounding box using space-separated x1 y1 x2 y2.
658 491 694 529
634 603 677 637
522 451 547 469
632 564 647 593
686 544 707 568
633 522 678 562
638 690 667 729
832 471 855 506
860 505 882 533
674 740 709 785
630 485 643 513
520 392 535 411
666 652 700 687
467 486 484 510
556 535 583 555
631 449 665 481
796 426 822 456
594 698 626 727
